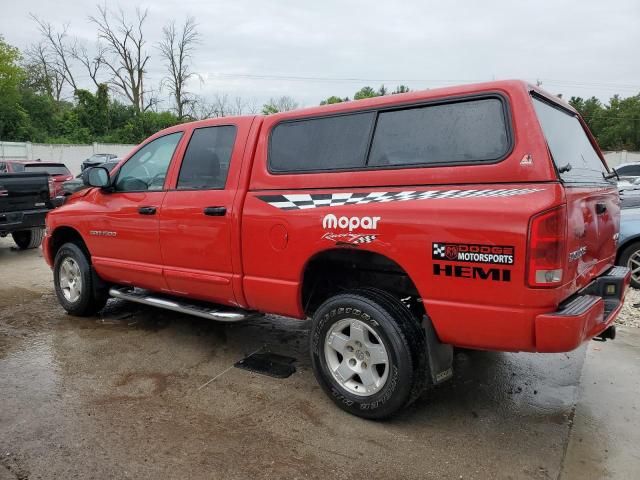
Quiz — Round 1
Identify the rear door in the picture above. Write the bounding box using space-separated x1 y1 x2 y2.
159 119 252 305
532 96 619 289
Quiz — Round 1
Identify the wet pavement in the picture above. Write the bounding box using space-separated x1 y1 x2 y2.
1 237 639 479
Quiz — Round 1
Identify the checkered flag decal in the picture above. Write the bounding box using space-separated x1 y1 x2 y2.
433 243 446 258
352 235 376 244
257 188 542 210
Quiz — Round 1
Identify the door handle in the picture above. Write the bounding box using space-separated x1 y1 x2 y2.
138 206 157 215
595 202 607 214
203 206 227 216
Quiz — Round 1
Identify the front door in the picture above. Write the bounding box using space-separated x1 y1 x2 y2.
159 123 245 305
89 131 184 291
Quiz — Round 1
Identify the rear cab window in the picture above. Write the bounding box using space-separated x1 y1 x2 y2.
24 164 71 176
532 96 609 185
268 96 511 173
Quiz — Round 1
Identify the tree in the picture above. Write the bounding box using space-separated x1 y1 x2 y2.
354 86 378 100
320 95 349 105
30 15 78 92
262 96 299 115
23 42 64 101
0 37 30 140
157 17 200 121
89 5 153 113
392 85 410 94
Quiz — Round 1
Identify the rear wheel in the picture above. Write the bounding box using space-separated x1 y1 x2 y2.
310 288 427 419
53 242 108 316
619 241 640 288
12 228 44 249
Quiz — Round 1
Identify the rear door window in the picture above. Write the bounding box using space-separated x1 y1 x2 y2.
177 126 237 190
532 97 608 184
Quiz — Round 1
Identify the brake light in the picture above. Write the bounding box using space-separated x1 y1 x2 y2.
527 206 567 287
48 177 56 198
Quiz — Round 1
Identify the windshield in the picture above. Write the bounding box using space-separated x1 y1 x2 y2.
24 164 71 176
532 96 608 185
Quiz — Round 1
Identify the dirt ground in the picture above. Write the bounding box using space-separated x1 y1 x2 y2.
1 236 639 480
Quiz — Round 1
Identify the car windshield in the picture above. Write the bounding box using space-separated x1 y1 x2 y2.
87 154 113 162
23 164 71 176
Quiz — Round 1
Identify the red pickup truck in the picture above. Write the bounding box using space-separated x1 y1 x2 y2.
43 80 629 418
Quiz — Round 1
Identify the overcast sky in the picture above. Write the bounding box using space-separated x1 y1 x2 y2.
2 0 639 110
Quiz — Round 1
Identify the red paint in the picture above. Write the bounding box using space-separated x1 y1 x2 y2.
43 80 626 353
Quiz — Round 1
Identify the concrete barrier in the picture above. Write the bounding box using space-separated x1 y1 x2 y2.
0 141 136 175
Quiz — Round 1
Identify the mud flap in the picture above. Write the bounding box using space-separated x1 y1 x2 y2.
422 315 453 385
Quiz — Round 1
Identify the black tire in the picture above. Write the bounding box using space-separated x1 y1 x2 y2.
310 288 427 419
53 242 109 316
12 228 45 249
618 241 640 289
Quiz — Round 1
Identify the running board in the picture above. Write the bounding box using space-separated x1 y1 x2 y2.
108 287 259 322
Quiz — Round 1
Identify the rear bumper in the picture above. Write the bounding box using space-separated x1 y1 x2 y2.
0 209 48 234
535 266 631 352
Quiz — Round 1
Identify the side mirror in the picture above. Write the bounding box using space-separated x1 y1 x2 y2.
83 167 110 188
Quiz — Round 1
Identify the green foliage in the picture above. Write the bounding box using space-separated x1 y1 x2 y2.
325 85 411 105
570 94 640 150
0 36 30 140
354 86 378 100
392 85 410 94
262 103 279 115
320 95 349 105
0 37 182 145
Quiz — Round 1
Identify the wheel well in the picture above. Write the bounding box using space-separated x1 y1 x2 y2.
617 237 640 264
50 227 90 263
301 249 424 317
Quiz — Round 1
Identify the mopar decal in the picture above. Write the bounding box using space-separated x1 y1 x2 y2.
322 214 380 231
433 263 511 282
432 242 514 265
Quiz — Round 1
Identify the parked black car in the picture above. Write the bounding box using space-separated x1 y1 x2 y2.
0 172 56 249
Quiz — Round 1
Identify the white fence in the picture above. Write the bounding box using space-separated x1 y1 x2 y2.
603 151 640 168
0 141 136 175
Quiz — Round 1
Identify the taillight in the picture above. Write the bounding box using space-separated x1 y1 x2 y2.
527 205 567 287
48 177 56 198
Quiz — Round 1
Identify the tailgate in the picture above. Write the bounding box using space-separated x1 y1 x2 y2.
531 95 619 291
0 173 51 213
565 186 619 289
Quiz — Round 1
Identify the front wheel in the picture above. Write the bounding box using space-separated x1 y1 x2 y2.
310 288 427 419
12 228 44 249
53 242 108 316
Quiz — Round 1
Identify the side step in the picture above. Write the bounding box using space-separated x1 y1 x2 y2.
109 287 260 323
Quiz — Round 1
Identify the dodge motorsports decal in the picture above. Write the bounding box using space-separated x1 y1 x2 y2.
432 242 514 265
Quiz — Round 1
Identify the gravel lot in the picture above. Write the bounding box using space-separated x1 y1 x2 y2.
615 285 640 328
1 237 639 479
